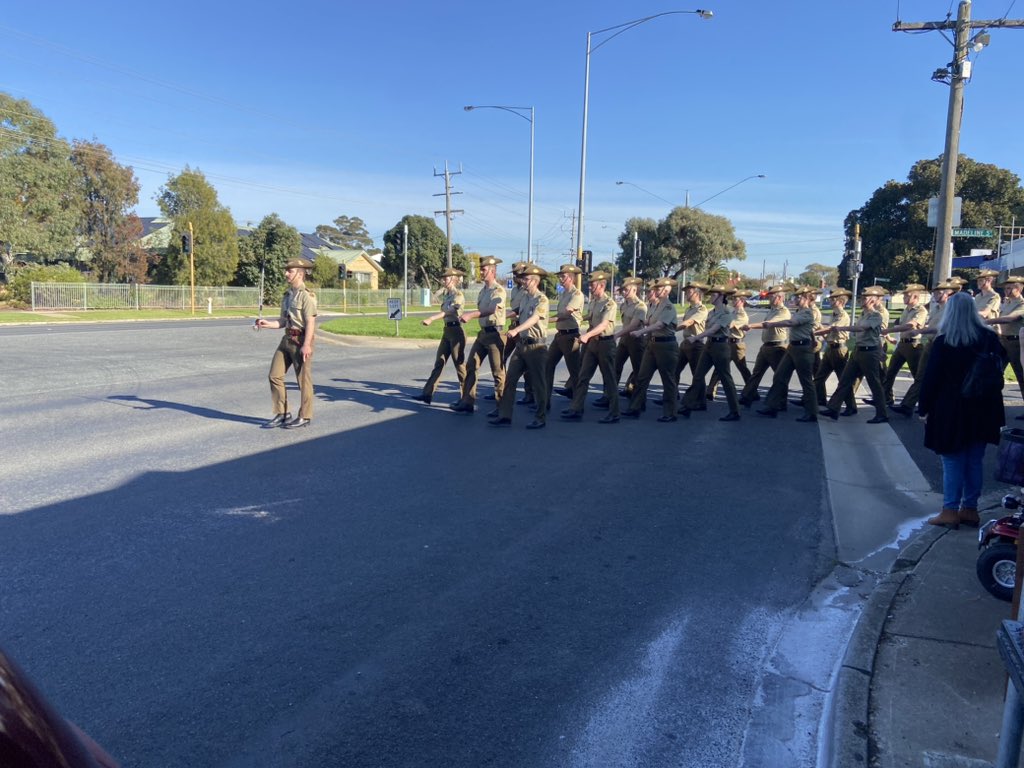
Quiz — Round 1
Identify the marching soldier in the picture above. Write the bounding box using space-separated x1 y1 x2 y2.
812 288 855 415
597 276 647 406
562 271 620 423
490 265 549 430
820 286 890 423
986 275 1024 406
256 257 318 429
546 264 585 402
623 277 680 422
505 262 536 405
738 285 791 407
450 256 506 414
708 289 753 401
756 286 820 421
975 269 1001 319
879 283 928 407
675 281 709 392
892 280 956 417
414 267 467 405
679 285 741 421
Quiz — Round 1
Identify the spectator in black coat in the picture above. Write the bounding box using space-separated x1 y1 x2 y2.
918 292 1007 528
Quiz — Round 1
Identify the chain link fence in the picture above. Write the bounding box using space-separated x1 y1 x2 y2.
30 283 483 313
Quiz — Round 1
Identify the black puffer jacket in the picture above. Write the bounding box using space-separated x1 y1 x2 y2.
918 330 1006 454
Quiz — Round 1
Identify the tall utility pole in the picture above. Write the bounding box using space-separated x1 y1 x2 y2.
433 162 464 268
894 1 1024 284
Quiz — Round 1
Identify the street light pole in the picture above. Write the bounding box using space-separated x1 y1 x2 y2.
576 10 713 265
464 104 535 262
692 174 766 208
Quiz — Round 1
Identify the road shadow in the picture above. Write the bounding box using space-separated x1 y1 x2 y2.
106 394 266 425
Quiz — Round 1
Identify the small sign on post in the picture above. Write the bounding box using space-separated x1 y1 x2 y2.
387 297 403 337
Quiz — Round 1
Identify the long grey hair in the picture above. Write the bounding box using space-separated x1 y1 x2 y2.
938 291 996 347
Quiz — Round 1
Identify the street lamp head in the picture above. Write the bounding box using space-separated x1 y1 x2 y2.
463 106 475 111
756 174 766 179
696 9 713 19
615 181 625 185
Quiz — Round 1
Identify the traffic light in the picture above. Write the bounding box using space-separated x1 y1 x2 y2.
181 233 193 255
579 250 593 273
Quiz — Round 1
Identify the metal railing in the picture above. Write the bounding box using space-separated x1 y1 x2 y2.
30 282 484 313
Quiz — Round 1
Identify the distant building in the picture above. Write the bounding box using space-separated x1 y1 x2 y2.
300 233 383 289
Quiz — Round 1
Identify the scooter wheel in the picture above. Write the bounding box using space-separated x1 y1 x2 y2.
976 542 1016 602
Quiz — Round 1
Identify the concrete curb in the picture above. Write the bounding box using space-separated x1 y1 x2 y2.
826 491 1006 767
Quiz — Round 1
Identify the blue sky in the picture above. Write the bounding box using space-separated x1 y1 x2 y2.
2 1 1021 280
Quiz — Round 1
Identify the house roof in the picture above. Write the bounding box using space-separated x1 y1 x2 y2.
139 217 171 237
300 234 383 272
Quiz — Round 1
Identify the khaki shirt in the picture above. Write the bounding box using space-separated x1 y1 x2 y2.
998 296 1024 337
585 293 617 336
923 302 944 345
440 288 464 323
762 304 791 343
476 283 506 329
855 308 884 347
679 302 709 340
517 290 549 342
509 284 524 326
788 307 816 343
620 295 647 329
706 306 734 338
646 298 678 337
975 289 1001 319
727 306 749 341
825 306 850 344
280 286 317 331
555 286 585 331
878 305 890 329
897 304 927 341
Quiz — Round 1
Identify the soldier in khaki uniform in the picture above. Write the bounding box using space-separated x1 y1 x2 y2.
414 267 467 405
820 286 890 423
256 257 318 429
491 265 549 430
756 286 820 421
504 262 536 405
986 275 1024 404
974 269 1001 319
892 281 956 416
545 264 585 402
880 284 928 407
738 285 791 407
450 256 506 413
600 276 647 405
562 271 620 423
674 282 709 394
623 278 679 422
679 285 741 421
708 289 753 401
813 288 855 415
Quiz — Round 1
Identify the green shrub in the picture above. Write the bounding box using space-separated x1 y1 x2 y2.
8 264 85 304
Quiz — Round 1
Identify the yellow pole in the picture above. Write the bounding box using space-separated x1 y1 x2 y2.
189 221 195 315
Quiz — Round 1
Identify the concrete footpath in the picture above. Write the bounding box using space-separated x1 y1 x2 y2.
830 490 1018 767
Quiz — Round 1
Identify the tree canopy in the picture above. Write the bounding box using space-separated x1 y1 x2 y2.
234 213 301 303
380 215 468 286
0 93 81 272
615 208 745 280
315 215 375 251
841 155 1024 287
154 167 239 285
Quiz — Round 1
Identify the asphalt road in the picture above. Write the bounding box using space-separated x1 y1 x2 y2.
2 320 852 767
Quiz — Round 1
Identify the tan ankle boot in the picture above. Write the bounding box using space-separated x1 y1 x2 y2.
958 508 980 528
927 508 960 529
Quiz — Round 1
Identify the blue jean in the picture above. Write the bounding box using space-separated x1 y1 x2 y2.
940 442 987 509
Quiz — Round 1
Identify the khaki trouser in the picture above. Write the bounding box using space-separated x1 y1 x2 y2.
675 339 705 389
269 334 314 419
815 343 854 410
828 345 886 418
614 335 645 396
740 343 787 403
499 340 548 423
545 331 582 399
764 343 817 417
709 340 751 397
882 339 922 404
458 327 506 406
629 339 679 417
900 342 932 410
570 337 620 417
682 341 739 413
1000 335 1024 401
422 324 467 400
